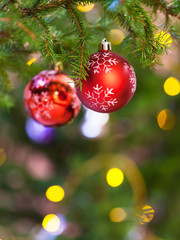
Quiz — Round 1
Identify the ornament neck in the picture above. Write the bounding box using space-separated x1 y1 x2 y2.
100 38 112 51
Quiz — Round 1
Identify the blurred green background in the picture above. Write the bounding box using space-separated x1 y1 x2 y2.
0 3 180 240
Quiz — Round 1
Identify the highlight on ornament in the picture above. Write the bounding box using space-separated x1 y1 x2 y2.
110 207 127 222
81 108 109 138
163 77 180 96
0 148 6 166
137 205 155 225
106 168 124 187
77 2 94 12
76 38 136 113
46 185 65 202
108 29 125 45
24 70 81 127
155 31 173 46
157 109 175 130
25 118 55 144
42 214 66 235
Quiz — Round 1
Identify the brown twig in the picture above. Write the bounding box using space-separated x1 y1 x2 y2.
21 0 69 15
0 17 37 40
152 0 180 20
31 15 51 60
16 22 37 40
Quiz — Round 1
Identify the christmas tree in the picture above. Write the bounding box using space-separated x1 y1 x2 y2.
0 1 180 240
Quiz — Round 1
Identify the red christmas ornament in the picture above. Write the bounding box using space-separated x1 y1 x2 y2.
76 38 136 113
24 70 81 127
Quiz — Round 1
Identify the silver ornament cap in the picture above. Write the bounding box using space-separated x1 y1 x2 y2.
100 38 112 51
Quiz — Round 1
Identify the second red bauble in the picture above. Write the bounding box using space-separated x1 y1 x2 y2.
24 70 81 127
76 39 136 113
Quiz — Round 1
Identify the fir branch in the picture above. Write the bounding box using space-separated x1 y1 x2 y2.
65 4 90 86
0 92 14 110
107 0 170 65
141 0 180 20
0 68 12 91
31 15 55 63
16 21 37 40
21 0 71 15
66 5 84 83
0 17 36 40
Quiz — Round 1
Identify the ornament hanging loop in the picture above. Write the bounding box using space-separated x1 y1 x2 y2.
55 61 63 73
99 38 112 51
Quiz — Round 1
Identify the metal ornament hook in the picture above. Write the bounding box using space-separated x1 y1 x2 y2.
100 38 112 51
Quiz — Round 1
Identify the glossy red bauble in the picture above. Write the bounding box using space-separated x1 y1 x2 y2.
24 70 81 127
76 47 136 113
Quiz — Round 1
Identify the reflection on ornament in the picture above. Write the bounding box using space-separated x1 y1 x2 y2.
164 77 180 96
110 208 127 222
25 118 55 144
24 70 81 127
46 185 65 202
137 205 155 224
77 3 94 12
106 168 124 187
155 31 173 46
157 109 175 130
108 29 125 45
76 39 136 113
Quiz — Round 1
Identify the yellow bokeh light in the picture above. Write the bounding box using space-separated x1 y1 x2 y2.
106 168 124 187
108 29 125 45
164 77 180 96
157 109 175 130
26 57 37 66
46 185 65 202
77 3 94 12
42 214 60 233
155 31 173 46
110 208 127 222
138 205 155 225
0 148 6 166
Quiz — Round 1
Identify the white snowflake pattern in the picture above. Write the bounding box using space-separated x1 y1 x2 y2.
31 91 54 119
85 84 118 111
124 62 136 93
89 52 118 74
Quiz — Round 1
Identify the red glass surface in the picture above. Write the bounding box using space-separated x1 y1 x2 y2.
76 50 136 113
24 70 81 126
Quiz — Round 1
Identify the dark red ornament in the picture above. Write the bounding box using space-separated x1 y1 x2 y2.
24 70 81 127
76 38 136 113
